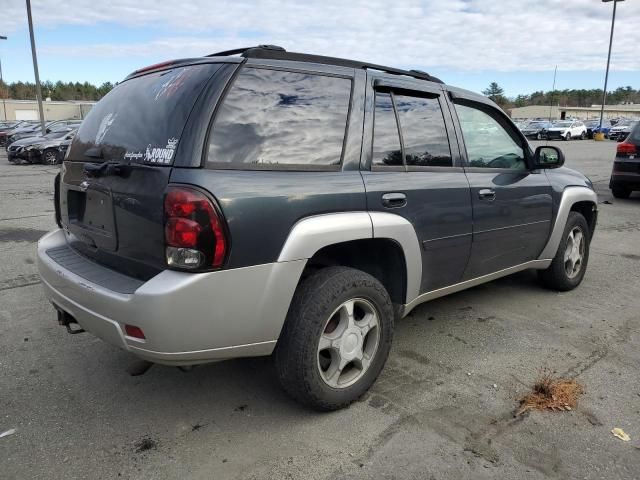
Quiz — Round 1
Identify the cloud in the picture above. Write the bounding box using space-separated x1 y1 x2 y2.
3 0 640 72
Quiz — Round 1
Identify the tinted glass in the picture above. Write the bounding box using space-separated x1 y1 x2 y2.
372 93 402 166
208 68 351 168
394 95 452 167
68 64 221 163
455 104 526 170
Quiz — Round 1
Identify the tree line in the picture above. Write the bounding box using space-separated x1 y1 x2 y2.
482 82 640 110
0 79 638 108
0 80 114 101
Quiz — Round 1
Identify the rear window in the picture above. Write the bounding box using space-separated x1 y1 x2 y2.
68 63 221 163
207 67 352 169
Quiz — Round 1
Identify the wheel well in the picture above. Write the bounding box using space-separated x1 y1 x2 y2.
303 239 407 306
570 201 597 237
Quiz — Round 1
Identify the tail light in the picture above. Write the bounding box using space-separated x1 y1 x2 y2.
617 141 637 156
164 186 228 270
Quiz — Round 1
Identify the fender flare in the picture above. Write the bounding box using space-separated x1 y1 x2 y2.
537 186 597 260
277 211 422 304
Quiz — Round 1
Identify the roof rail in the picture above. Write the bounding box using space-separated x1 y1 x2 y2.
207 45 443 84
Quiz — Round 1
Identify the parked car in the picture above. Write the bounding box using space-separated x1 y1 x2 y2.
0 121 32 146
37 45 598 411
6 119 82 144
545 120 587 140
584 119 612 139
608 121 639 142
521 121 553 140
7 129 77 165
609 121 640 199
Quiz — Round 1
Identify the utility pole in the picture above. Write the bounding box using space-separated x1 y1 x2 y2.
548 65 557 124
0 35 7 121
599 0 624 130
26 0 46 135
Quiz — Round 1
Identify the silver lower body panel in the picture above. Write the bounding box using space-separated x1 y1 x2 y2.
37 229 306 365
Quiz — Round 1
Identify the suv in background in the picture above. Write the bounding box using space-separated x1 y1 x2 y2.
609 121 640 199
609 121 639 142
546 120 587 141
37 46 598 410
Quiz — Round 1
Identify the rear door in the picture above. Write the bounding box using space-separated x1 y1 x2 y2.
361 75 472 294
60 62 236 279
447 91 553 279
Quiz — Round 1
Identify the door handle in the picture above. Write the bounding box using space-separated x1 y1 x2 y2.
478 188 496 201
381 192 407 209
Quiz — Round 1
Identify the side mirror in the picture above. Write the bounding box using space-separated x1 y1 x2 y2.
533 145 564 169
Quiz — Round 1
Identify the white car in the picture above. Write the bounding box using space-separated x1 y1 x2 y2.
546 120 587 141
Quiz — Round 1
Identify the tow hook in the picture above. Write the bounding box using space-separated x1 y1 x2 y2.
57 310 85 334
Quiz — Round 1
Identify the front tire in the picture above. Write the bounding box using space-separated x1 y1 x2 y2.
43 148 59 165
564 132 571 141
538 211 590 291
275 266 394 411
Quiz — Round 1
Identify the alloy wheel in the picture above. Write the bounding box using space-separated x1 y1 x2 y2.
44 150 58 165
564 227 585 279
317 298 380 389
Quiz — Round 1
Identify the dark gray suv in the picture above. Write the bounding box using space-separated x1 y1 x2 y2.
37 46 598 410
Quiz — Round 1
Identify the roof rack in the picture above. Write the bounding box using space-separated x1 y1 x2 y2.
207 45 443 84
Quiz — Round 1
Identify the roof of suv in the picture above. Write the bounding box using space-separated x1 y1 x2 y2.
125 45 444 84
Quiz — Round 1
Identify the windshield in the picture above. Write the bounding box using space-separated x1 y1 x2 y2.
68 63 222 163
553 122 572 128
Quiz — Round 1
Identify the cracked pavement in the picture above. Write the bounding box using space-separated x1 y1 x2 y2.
1 141 639 479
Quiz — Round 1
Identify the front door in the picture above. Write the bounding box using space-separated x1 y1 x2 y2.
361 77 472 294
448 97 553 279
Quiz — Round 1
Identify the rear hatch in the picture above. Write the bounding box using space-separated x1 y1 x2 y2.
59 62 224 280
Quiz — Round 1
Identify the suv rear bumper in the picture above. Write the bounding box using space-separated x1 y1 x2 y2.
37 229 305 365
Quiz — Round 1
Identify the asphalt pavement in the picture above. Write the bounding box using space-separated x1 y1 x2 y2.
1 140 639 479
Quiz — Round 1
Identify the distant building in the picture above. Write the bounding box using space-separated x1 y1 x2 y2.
510 104 640 120
0 99 95 121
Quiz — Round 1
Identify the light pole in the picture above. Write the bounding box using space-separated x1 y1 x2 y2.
0 35 6 121
26 0 46 136
598 0 624 133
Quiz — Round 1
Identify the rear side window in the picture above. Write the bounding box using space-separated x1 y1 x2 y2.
68 64 221 163
372 93 403 166
394 95 452 167
207 67 351 169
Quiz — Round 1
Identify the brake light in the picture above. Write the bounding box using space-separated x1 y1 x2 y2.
133 60 177 74
164 186 228 270
617 141 637 156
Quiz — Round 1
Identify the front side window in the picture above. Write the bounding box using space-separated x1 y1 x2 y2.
372 93 403 166
207 68 351 168
394 95 452 167
455 103 526 170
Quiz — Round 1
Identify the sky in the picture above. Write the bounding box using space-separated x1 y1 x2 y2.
1 0 639 98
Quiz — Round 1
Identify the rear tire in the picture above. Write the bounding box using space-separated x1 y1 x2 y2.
611 185 631 199
538 211 590 291
275 266 394 411
580 131 586 140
